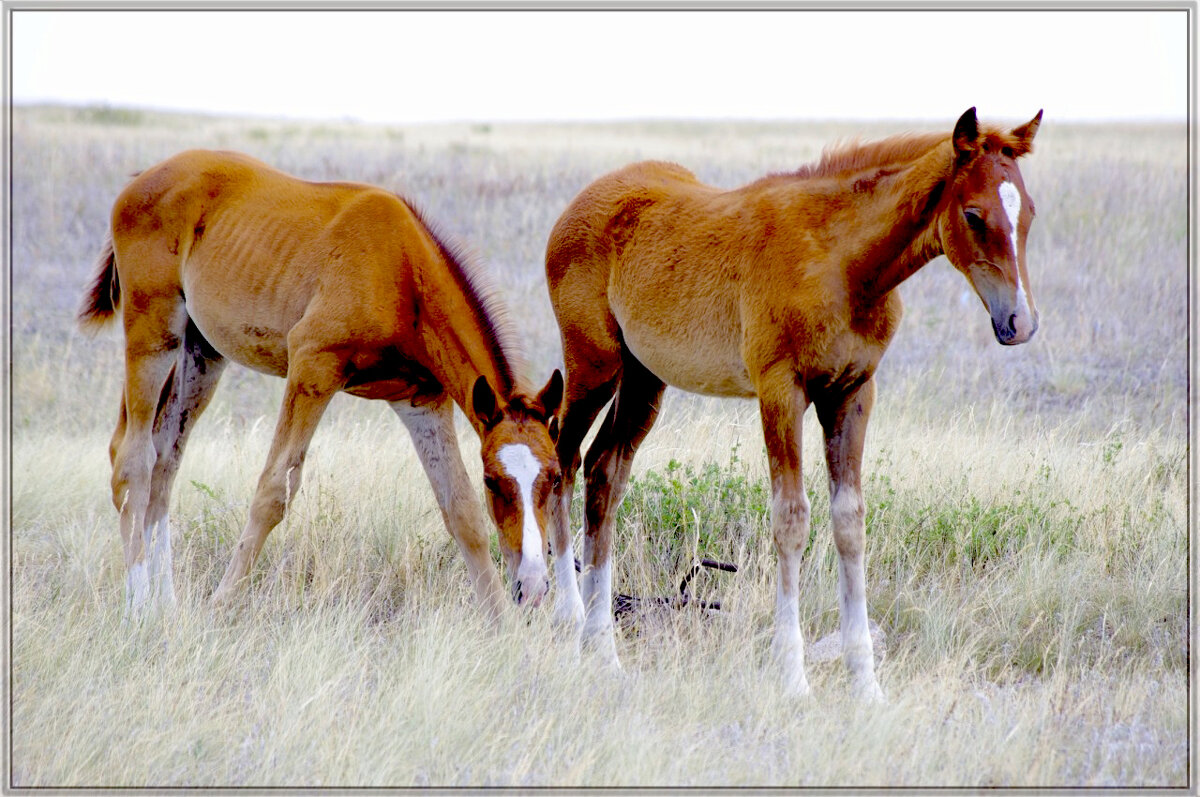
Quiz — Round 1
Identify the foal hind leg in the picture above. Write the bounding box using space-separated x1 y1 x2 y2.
212 345 341 603
142 322 227 607
108 398 127 469
110 297 188 614
391 396 508 622
579 353 666 668
817 378 885 702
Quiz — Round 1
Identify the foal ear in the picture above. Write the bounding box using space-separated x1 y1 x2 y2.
952 106 979 164
472 375 503 429
1009 109 1043 156
536 369 564 421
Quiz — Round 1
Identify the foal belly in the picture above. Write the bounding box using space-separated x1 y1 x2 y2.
608 245 756 397
616 312 755 398
182 272 296 378
186 299 292 377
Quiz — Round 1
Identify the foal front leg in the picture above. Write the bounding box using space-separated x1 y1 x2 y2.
817 378 885 702
392 397 508 623
758 366 812 697
549 382 616 641
212 349 340 603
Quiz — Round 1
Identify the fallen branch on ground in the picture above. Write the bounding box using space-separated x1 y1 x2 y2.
573 557 739 619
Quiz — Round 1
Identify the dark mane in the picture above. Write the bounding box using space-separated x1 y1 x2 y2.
791 131 949 181
759 122 1033 190
400 198 527 398
789 122 1036 182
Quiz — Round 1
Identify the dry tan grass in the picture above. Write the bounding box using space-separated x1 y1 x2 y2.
8 105 1189 788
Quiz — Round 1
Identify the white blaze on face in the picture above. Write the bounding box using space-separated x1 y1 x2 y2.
497 444 548 579
998 180 1021 256
999 182 1023 283
998 180 1032 326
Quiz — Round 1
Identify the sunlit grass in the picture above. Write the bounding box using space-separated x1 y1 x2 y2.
10 408 1187 787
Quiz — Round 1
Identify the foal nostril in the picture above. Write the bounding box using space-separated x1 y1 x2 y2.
1007 313 1018 334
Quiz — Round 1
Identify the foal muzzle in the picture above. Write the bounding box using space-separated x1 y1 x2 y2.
991 306 1038 345
513 557 550 607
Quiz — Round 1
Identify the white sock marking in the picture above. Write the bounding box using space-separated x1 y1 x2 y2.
773 570 809 695
126 561 150 612
775 577 801 644
144 516 176 605
554 546 578 588
498 444 547 578
581 559 612 625
580 558 619 667
553 542 584 625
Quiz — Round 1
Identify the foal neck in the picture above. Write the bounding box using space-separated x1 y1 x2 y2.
415 276 521 429
406 223 523 432
838 138 954 304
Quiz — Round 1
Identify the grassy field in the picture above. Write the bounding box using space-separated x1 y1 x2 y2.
8 104 1190 788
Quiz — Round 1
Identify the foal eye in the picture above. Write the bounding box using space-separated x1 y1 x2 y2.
963 208 987 234
1002 146 1014 158
483 476 502 495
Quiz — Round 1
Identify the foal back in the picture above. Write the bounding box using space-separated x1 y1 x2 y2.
108 149 435 385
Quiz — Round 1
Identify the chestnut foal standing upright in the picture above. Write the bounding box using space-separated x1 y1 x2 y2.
80 150 563 619
545 108 1042 699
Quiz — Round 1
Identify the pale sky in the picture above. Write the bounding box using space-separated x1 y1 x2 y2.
9 8 1190 124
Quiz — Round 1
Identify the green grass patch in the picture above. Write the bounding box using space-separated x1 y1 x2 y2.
616 445 770 569
867 466 1087 572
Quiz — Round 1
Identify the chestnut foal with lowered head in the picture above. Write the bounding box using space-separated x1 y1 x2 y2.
80 150 563 619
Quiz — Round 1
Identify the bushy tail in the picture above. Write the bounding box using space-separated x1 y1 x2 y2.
77 237 119 330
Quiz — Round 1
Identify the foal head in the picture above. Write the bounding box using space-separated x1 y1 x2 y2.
939 107 1043 345
472 371 563 608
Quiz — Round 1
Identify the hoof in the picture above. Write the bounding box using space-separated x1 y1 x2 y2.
852 676 887 704
784 671 812 698
210 583 241 609
582 626 622 673
772 631 810 698
552 601 585 637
